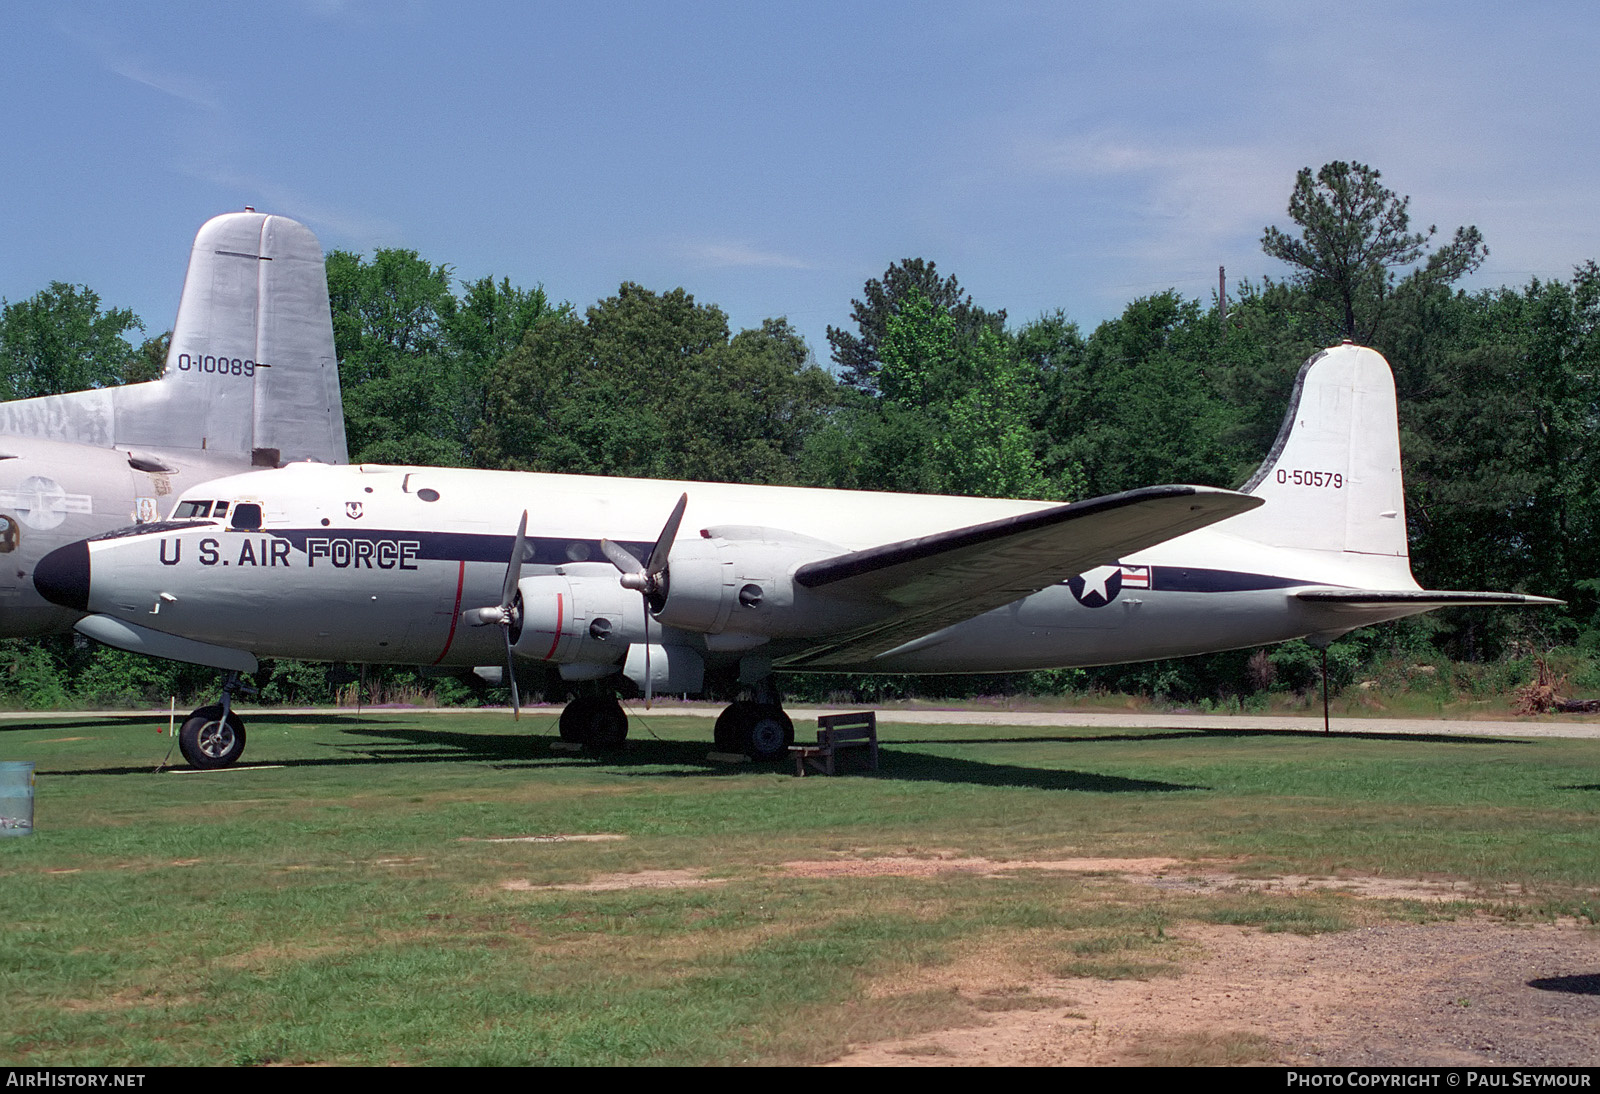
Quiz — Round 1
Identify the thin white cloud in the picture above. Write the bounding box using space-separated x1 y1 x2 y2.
55 16 224 114
187 167 405 253
1015 132 1298 265
683 240 810 270
105 56 222 113
294 0 429 25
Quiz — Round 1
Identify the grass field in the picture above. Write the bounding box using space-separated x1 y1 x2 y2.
1 707 1597 1066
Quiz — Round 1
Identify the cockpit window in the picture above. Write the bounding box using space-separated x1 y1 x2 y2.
173 500 212 519
214 501 229 518
231 503 263 531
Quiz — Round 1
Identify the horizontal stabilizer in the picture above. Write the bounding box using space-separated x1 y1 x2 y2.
782 485 1262 668
1294 589 1564 610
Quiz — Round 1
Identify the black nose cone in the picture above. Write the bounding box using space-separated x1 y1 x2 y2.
34 540 90 612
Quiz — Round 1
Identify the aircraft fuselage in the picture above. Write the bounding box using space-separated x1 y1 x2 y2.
38 461 1421 674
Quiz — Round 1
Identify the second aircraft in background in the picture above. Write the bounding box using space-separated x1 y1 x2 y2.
0 210 347 638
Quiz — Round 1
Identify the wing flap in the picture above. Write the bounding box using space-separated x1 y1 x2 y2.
780 485 1261 668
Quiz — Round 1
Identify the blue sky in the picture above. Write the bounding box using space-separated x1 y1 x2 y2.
4 2 1598 363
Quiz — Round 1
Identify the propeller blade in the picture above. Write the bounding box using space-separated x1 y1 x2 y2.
646 493 689 578
504 628 520 720
601 493 689 594
600 537 646 580
501 511 528 612
465 511 530 629
503 511 526 719
601 494 688 709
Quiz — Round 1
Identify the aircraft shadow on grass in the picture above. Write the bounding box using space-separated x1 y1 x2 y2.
890 728 1536 747
41 715 1203 793
330 722 1206 793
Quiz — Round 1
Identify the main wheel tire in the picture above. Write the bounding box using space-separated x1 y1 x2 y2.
560 697 628 750
584 698 628 751
713 704 741 751
558 697 592 742
178 704 246 769
738 703 793 762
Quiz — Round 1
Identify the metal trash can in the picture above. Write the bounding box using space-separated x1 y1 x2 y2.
0 761 34 836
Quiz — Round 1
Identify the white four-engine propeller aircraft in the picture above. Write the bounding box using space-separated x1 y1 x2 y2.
0 210 347 638
34 342 1557 769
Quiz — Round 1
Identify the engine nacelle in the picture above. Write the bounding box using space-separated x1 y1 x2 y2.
511 529 887 660
512 570 645 665
651 529 875 639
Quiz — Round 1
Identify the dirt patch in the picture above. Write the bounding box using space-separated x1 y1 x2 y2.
780 855 1535 904
792 856 1599 1065
215 942 346 970
828 921 1600 1067
59 985 198 1013
502 869 725 892
1139 872 1522 904
463 834 627 844
498 854 1600 1063
781 856 1183 878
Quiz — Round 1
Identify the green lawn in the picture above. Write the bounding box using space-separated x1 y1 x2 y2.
1 709 1596 1065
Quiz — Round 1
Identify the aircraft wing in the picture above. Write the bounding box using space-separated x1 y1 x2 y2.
777 485 1261 668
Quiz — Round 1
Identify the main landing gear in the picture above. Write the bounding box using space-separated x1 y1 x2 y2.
712 677 794 761
713 702 794 761
178 671 254 769
553 679 795 762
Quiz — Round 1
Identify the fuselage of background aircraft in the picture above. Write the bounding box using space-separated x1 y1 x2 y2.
0 210 347 637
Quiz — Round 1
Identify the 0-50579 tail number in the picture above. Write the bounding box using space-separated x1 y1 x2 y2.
1277 469 1344 489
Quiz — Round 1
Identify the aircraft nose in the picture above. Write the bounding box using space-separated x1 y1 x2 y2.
34 540 90 613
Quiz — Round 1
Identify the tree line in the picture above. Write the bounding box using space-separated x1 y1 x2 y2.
2 161 1596 709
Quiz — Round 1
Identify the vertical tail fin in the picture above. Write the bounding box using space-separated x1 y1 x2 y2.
1221 344 1413 580
0 211 347 467
114 211 347 465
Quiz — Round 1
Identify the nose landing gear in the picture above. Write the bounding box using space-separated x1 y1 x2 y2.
177 671 255 769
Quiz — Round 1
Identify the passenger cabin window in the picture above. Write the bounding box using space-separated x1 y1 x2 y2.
231 503 263 531
173 500 212 519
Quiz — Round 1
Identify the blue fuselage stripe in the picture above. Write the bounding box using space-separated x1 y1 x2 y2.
1149 566 1316 593
255 528 653 568
207 528 1322 593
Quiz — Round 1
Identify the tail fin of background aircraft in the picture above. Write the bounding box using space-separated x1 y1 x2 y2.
0 210 347 467
1220 343 1414 585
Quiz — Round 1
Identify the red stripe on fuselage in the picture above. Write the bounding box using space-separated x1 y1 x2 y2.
542 593 563 661
432 560 467 665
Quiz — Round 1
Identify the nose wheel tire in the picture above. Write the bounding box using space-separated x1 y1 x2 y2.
178 705 247 769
